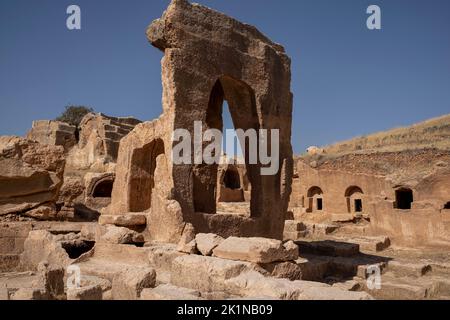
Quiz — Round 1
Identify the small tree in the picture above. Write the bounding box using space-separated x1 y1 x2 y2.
56 106 94 127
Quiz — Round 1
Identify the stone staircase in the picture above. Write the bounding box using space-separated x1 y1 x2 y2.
283 222 450 299
363 259 450 300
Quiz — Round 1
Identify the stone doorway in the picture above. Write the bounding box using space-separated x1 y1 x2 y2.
395 188 413 210
129 139 165 212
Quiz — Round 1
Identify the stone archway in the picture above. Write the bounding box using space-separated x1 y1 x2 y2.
307 186 324 213
147 0 294 239
92 180 114 198
345 186 364 214
193 76 261 216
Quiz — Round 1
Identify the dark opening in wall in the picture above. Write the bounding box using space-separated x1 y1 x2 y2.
444 202 450 209
395 188 413 210
223 169 241 190
317 198 323 211
355 199 363 212
74 127 80 143
197 76 260 217
61 240 95 259
307 186 324 213
93 180 114 198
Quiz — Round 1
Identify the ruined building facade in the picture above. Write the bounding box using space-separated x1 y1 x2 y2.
289 150 450 247
106 0 294 241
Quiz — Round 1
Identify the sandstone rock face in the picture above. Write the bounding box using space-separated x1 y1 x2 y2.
0 222 33 271
67 285 103 300
148 155 185 243
20 230 71 270
99 213 146 228
225 270 372 300
79 275 112 293
147 243 185 272
260 261 303 281
149 0 293 240
106 118 182 242
112 267 156 300
0 137 65 217
177 240 198 255
213 237 299 264
141 284 201 300
57 177 84 208
291 150 450 247
36 262 65 299
171 255 252 292
66 113 141 172
176 223 197 253
10 288 46 300
108 0 294 241
98 225 144 245
196 233 224 256
27 120 77 152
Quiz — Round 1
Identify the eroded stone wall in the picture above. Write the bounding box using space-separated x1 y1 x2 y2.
145 0 293 240
290 152 450 247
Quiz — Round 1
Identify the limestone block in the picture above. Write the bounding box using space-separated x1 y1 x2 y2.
99 214 147 227
20 230 71 271
195 233 224 256
112 267 156 300
213 237 299 264
36 262 65 299
11 288 46 300
0 137 65 216
171 255 251 292
99 225 144 245
67 285 103 300
140 284 202 300
259 262 303 281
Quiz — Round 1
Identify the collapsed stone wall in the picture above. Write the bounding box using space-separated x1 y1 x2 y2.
0 136 65 220
54 113 142 220
66 113 142 173
0 111 141 232
27 121 77 153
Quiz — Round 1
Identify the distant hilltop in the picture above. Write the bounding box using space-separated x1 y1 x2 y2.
317 113 450 156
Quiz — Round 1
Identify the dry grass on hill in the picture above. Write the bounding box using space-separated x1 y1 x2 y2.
321 114 450 156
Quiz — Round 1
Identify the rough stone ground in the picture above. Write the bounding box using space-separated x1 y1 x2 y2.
283 218 450 300
0 219 370 300
1 216 449 300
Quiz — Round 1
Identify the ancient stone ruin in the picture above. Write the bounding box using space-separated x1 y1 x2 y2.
1 0 449 301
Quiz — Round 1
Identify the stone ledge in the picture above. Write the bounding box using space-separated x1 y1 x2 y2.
99 214 147 227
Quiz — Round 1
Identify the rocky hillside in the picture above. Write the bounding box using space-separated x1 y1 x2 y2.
322 114 450 155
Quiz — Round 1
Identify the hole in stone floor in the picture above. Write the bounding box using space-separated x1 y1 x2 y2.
61 240 96 259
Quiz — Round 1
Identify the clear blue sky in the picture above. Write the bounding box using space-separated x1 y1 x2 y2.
1 0 449 154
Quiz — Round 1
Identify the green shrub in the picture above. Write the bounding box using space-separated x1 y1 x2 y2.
56 106 94 127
